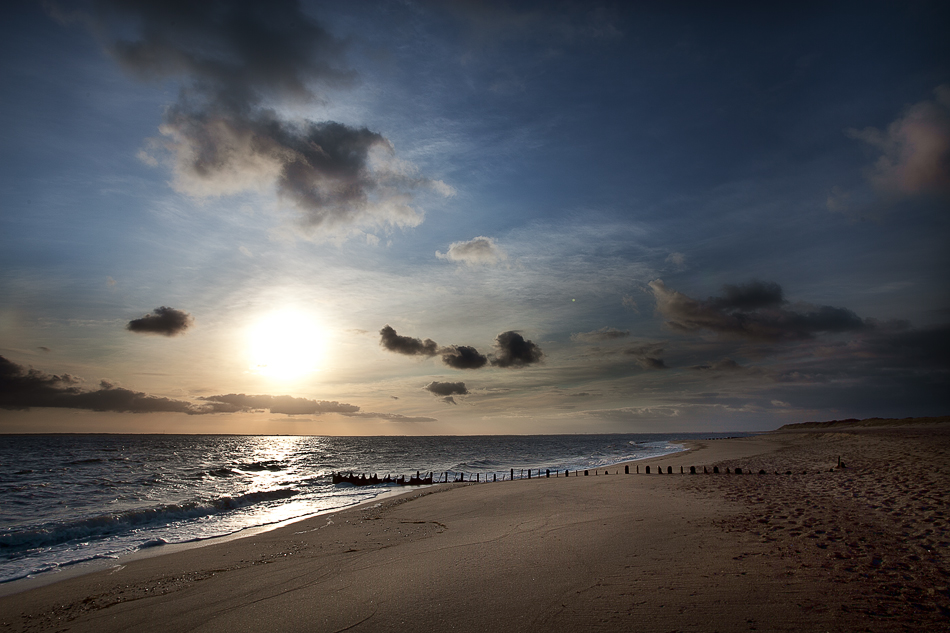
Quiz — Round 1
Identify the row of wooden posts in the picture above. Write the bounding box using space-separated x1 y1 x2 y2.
336 463 815 487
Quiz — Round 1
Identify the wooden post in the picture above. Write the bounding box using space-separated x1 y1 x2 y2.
690 466 696 474
645 466 650 474
493 473 497 482
680 466 684 474
546 469 550 478
477 473 480 482
584 469 589 476
713 466 719 474
511 469 514 481
636 464 639 474
528 469 531 479
668 466 673 474
625 465 629 474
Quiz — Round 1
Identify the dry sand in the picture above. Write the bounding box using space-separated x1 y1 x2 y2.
1 418 948 632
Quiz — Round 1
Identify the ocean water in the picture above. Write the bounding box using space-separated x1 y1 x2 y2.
0 433 738 585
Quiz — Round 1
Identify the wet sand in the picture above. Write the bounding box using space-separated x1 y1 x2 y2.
2 418 947 632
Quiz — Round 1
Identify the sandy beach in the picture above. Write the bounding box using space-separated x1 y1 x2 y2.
2 418 948 632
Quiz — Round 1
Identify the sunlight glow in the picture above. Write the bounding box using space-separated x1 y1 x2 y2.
246 310 325 381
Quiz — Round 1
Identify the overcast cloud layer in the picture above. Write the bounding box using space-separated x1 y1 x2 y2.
0 2 947 433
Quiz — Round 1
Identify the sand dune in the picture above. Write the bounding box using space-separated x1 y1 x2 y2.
1 419 947 632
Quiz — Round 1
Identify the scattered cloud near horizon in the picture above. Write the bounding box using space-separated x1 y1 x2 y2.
0 356 364 417
424 381 468 405
380 327 543 369
127 306 193 336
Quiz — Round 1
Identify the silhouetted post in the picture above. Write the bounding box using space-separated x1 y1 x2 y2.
637 465 639 474
690 466 696 474
528 469 531 479
680 466 684 474
493 473 497 482
725 468 731 474
546 469 550 478
477 473 480 482
668 466 673 474
510 469 514 481
645 466 650 474
735 467 743 474
584 469 589 476
625 465 629 474
703 466 708 474
713 466 719 474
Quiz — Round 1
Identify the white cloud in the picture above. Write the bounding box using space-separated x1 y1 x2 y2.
436 236 507 265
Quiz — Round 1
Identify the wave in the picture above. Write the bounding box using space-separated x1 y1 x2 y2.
0 488 299 554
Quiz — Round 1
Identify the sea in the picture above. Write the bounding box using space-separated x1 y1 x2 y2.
0 433 743 586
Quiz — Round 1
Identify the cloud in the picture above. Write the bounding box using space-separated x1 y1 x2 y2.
440 345 488 369
691 358 745 371
127 306 193 336
846 85 950 199
710 280 784 311
340 411 438 423
649 279 866 341
490 331 543 368
379 325 438 357
424 381 468 396
436 236 506 265
622 342 667 370
665 252 686 270
0 356 363 416
571 327 630 343
58 0 450 236
423 382 468 405
380 327 542 370
198 393 359 415
0 356 219 414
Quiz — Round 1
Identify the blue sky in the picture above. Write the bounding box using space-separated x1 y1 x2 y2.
1 1 947 434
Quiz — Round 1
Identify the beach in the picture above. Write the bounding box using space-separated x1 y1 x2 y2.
1 418 947 632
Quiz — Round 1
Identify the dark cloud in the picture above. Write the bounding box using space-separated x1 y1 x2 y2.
0 356 219 414
424 381 468 397
198 393 359 415
490 331 543 368
56 0 451 235
622 342 667 370
0 356 362 416
440 345 488 369
650 280 867 341
127 306 193 336
379 325 439 357
571 327 630 343
691 358 745 371
710 280 784 311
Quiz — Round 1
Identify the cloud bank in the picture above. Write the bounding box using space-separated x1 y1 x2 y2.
0 356 363 416
198 393 359 415
127 306 193 336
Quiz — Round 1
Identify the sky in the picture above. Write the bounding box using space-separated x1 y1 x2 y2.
1 0 948 435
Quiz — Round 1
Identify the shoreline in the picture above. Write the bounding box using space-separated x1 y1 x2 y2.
2 420 947 631
0 436 697 594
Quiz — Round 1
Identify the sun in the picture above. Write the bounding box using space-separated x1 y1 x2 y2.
246 310 325 381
